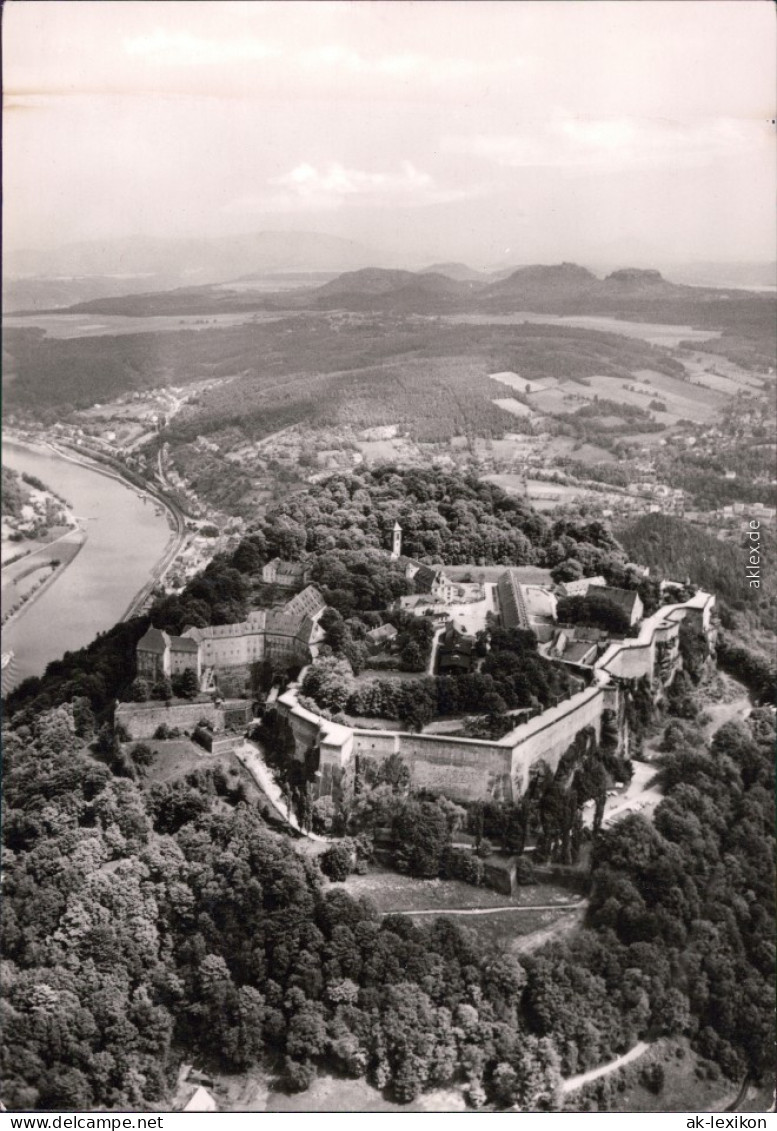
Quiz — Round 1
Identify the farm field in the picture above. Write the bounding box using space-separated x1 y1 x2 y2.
489 370 535 393
356 436 419 463
483 474 620 512
493 397 533 418
683 350 768 391
632 369 729 418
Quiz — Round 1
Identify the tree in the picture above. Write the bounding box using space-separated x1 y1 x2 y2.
393 801 450 877
173 668 199 700
320 841 354 882
130 677 150 702
129 743 156 775
150 676 173 702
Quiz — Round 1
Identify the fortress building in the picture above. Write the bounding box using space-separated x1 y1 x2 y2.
136 585 327 692
136 627 202 682
276 589 716 806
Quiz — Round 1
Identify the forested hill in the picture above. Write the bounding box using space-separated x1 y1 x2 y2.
249 465 626 573
4 467 634 722
1 464 774 1110
2 682 773 1109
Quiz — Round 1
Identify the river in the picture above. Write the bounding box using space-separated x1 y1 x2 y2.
2 440 173 690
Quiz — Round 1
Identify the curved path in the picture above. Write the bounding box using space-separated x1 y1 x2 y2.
384 899 585 918
561 1041 651 1093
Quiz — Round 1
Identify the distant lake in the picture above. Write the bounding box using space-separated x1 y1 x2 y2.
2 441 172 689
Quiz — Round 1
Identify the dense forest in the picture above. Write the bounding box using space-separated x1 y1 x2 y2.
2 694 773 1110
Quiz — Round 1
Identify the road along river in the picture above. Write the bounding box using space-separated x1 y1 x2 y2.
2 440 174 690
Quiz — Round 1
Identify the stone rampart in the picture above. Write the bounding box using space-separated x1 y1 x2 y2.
508 685 604 796
116 700 223 739
274 592 715 805
393 733 512 802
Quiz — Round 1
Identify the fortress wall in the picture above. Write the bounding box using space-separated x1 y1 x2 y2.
352 730 401 759
354 727 511 802
395 733 513 802
509 686 605 796
116 700 223 739
283 704 321 759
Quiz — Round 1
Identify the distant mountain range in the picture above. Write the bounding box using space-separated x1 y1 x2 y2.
5 227 774 314
2 230 383 311
39 260 774 325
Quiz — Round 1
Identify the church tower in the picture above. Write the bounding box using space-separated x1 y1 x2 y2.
391 521 402 560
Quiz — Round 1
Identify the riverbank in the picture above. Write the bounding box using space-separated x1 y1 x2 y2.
5 432 188 624
1 525 87 631
2 437 176 689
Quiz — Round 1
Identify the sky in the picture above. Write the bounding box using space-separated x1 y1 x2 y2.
3 0 776 267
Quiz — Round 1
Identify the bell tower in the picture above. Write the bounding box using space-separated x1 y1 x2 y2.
391 521 402 560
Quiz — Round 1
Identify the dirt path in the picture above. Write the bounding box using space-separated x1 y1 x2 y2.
385 899 585 918
427 626 445 675
235 739 328 844
511 903 587 954
562 1041 651 1093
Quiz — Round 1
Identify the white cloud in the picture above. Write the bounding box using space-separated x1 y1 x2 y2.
273 160 432 199
223 161 479 215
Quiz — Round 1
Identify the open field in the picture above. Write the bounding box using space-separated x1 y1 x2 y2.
266 1073 468 1113
489 370 534 393
484 474 625 512
493 396 534 417
633 369 729 418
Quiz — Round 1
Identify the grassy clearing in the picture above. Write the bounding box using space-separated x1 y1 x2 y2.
338 867 578 914
266 1073 468 1113
140 740 267 812
404 906 577 949
601 1038 747 1114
